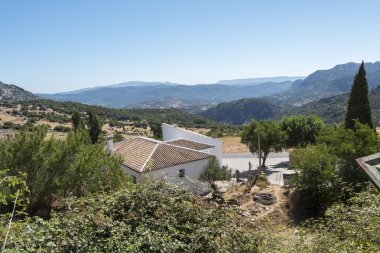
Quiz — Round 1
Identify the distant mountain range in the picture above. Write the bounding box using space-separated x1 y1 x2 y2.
0 81 39 101
2 60 380 127
217 76 304 85
37 61 380 111
38 80 295 110
203 85 380 125
270 62 380 105
202 98 281 124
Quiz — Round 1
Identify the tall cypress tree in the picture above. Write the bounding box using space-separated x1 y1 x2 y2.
71 111 84 130
88 111 102 144
344 61 373 130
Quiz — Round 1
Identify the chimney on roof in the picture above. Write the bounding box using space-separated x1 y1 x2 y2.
173 124 178 128
105 134 114 155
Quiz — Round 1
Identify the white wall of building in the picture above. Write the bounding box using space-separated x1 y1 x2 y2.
162 123 223 163
121 165 142 182
121 158 209 184
148 159 209 181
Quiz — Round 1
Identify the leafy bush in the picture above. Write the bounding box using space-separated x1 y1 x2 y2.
3 181 283 252
317 122 379 185
280 115 324 148
0 126 128 217
294 188 380 252
292 144 343 211
53 125 71 132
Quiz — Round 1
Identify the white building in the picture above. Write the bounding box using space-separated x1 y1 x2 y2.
162 123 223 163
109 136 212 193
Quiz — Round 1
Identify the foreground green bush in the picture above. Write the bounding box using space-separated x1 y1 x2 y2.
295 188 380 252
3 181 282 253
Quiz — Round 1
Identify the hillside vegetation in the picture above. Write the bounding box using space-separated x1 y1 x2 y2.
0 81 38 101
3 99 218 128
203 85 380 126
202 98 281 125
271 61 380 105
39 82 293 110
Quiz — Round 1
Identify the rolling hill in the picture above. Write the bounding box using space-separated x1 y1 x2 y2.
203 85 380 126
38 81 293 110
0 81 39 101
202 98 281 124
271 61 380 105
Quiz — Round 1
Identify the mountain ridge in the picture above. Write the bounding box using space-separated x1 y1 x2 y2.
0 81 39 101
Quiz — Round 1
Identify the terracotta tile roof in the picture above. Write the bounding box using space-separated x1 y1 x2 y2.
113 137 212 173
164 139 214 150
113 137 158 172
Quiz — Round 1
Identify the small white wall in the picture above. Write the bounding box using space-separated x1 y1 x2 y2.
147 159 209 181
121 165 141 182
162 123 223 163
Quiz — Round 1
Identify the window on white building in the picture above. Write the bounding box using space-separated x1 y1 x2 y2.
178 168 185 177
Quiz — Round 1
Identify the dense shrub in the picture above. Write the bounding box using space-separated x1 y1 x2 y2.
3 181 283 252
294 188 380 252
0 126 128 217
53 125 71 132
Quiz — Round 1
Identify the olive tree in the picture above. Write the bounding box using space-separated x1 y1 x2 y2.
199 156 230 191
241 120 287 167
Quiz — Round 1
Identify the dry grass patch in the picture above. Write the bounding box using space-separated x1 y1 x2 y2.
219 136 250 154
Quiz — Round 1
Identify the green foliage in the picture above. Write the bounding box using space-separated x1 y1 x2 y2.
108 120 125 128
203 98 281 125
281 115 324 148
0 170 28 214
241 120 287 166
87 111 102 144
149 121 162 139
0 121 24 130
3 181 282 252
295 188 380 252
345 61 373 129
112 133 124 142
206 125 242 138
317 122 379 185
15 99 218 129
255 172 269 189
199 157 231 190
292 145 343 210
53 125 71 132
0 126 128 217
71 111 85 130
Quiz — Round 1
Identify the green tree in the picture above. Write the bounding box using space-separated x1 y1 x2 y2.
0 126 127 217
292 144 343 211
71 111 84 130
317 122 378 186
281 115 324 148
295 188 380 252
150 121 162 140
199 156 231 191
5 181 282 252
345 61 373 130
87 111 102 144
241 120 287 167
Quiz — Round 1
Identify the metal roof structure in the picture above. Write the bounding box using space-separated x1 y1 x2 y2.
356 152 380 190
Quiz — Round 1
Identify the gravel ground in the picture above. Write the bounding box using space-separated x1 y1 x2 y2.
222 152 293 186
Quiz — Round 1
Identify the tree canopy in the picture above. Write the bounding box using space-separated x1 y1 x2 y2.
0 126 128 217
241 120 287 167
199 157 231 191
71 111 85 130
317 121 378 185
345 61 373 130
281 115 324 148
87 111 102 144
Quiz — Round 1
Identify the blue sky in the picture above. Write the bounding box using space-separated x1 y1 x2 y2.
1 0 380 93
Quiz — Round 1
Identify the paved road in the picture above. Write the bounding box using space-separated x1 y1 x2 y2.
222 152 293 186
223 152 289 159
